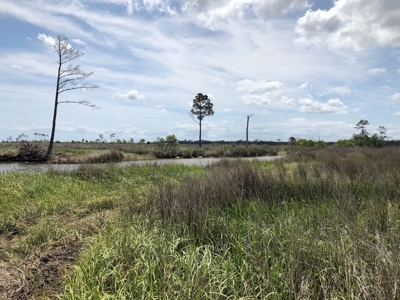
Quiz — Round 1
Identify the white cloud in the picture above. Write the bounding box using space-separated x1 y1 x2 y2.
393 111 400 116
236 79 283 94
1 0 400 142
156 104 167 113
367 68 386 75
298 82 308 89
223 108 233 112
37 33 55 47
295 0 400 50
320 86 351 96
72 38 87 46
11 64 23 70
236 79 295 108
193 0 310 29
91 0 136 14
242 94 295 108
91 0 176 15
112 90 145 101
391 93 400 101
210 77 226 86
299 97 348 114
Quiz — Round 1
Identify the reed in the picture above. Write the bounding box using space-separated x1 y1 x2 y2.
2 147 400 299
61 147 400 299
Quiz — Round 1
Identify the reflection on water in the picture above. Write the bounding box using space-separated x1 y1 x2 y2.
0 156 283 174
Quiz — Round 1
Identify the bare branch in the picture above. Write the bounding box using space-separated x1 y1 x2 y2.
59 73 93 83
58 99 100 110
47 34 99 158
59 84 99 94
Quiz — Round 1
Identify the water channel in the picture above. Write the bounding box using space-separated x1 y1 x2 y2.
0 156 283 174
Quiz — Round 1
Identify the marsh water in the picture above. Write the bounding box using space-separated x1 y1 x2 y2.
0 156 283 174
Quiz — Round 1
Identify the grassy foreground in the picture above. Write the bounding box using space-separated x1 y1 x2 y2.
1 147 400 299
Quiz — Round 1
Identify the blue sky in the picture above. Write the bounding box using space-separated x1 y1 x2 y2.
1 0 400 143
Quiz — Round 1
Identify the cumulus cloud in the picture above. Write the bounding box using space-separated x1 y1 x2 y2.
295 0 400 50
236 79 295 108
391 93 400 101
367 68 386 75
299 97 348 114
112 90 145 101
37 33 55 47
236 79 283 94
242 95 295 107
298 82 309 89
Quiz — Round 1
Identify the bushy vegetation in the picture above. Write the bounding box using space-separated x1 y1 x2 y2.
2 147 400 299
0 142 47 162
334 120 388 147
334 134 386 148
295 138 327 148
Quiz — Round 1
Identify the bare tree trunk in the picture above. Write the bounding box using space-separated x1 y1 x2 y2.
45 35 98 159
46 54 62 158
199 118 202 148
246 114 254 148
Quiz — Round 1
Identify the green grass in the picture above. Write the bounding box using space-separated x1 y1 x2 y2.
1 147 400 299
0 145 19 155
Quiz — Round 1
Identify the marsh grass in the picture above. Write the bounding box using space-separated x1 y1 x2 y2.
58 147 400 299
2 147 400 299
0 145 19 155
0 162 203 299
81 149 124 164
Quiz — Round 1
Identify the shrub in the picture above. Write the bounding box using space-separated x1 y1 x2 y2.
334 139 356 147
18 142 47 161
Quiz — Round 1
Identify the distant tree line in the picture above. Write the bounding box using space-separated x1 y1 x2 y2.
334 120 390 148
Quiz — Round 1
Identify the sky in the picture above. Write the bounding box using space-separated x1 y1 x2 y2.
0 0 400 143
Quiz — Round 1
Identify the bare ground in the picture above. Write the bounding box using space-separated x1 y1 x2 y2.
0 242 82 300
0 211 108 299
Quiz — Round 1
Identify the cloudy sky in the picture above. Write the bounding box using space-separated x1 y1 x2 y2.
1 0 400 143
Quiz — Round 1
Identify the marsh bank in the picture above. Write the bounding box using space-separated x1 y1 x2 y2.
0 155 283 173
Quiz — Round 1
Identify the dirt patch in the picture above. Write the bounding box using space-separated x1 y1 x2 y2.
0 265 34 300
0 242 82 300
0 211 109 299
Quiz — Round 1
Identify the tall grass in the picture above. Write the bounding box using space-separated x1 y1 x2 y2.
60 147 400 299
0 162 204 299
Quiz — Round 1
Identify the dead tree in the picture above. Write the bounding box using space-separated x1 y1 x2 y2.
246 114 254 148
47 34 99 158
